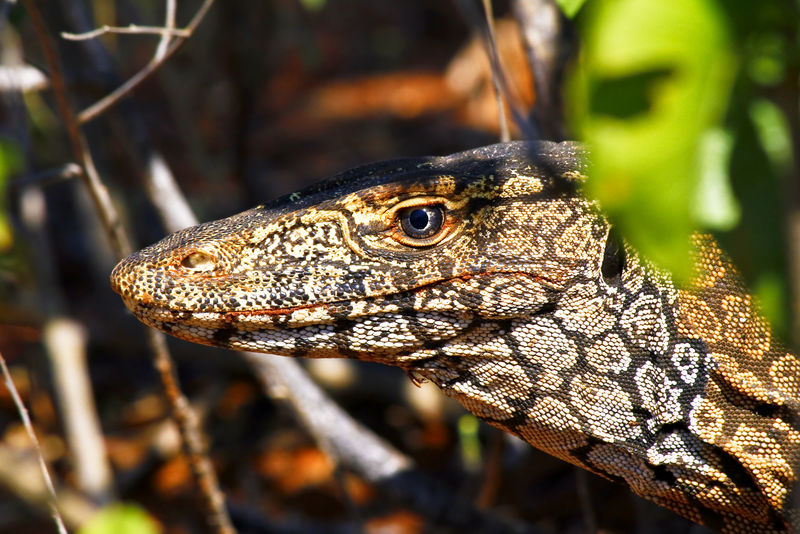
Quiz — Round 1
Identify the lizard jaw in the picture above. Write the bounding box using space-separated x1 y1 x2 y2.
122 297 476 359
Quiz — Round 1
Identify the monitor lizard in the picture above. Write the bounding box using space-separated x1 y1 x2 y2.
110 141 800 533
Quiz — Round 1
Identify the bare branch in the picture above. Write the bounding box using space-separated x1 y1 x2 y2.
147 329 236 534
145 152 198 232
455 0 535 140
10 163 82 188
481 0 510 143
0 444 99 528
21 1 235 532
0 351 68 534
22 0 131 258
246 354 535 533
512 0 573 140
61 24 190 41
44 318 113 504
155 0 178 61
0 64 49 92
77 0 215 124
246 354 411 480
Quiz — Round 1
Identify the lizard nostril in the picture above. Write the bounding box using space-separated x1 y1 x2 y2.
180 251 216 272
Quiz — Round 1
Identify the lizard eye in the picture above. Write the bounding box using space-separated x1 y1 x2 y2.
399 205 445 240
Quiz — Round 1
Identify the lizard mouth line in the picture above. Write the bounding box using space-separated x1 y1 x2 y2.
128 299 334 328
123 270 563 330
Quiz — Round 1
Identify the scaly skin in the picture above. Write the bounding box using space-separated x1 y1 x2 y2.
110 141 800 532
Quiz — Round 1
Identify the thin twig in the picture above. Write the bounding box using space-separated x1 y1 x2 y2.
245 354 411 480
77 0 215 124
22 0 131 258
22 1 235 532
512 0 572 140
59 0 195 235
481 0 510 143
10 163 82 189
16 163 116 506
155 0 177 60
456 0 535 140
61 24 190 41
0 350 68 534
0 444 99 528
148 330 235 534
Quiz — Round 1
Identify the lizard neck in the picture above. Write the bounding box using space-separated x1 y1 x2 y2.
677 235 800 531
415 236 799 532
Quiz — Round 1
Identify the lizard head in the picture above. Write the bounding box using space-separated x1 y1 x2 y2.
111 141 623 366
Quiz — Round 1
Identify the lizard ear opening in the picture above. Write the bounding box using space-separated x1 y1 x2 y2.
601 229 626 285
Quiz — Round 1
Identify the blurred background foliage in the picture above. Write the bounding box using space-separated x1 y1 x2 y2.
564 0 799 342
0 0 797 533
0 140 19 252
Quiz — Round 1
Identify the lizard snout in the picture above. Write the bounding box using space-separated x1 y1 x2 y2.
109 261 124 296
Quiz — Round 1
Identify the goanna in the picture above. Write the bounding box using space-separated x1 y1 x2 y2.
111 141 800 533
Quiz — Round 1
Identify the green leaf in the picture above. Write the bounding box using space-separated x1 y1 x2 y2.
749 98 792 174
746 32 787 86
300 0 326 12
569 0 735 281
457 414 482 471
753 271 785 337
79 503 161 534
0 140 21 253
693 128 740 230
554 0 588 18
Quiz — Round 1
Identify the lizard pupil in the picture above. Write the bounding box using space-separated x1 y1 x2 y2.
409 209 429 230
400 205 444 239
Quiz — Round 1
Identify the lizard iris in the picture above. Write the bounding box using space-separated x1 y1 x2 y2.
399 205 445 240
